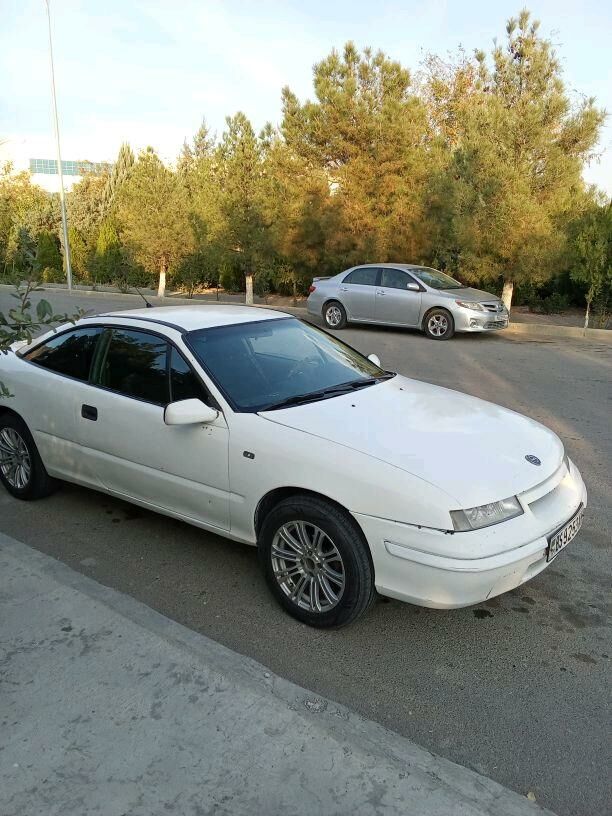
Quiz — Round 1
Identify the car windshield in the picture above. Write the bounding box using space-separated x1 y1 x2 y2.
411 267 464 290
186 317 393 412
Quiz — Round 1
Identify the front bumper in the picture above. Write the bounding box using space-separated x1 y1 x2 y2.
354 458 587 609
453 308 509 333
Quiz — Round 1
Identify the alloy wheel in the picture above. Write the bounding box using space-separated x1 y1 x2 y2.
271 521 346 613
0 427 32 490
326 306 342 327
428 314 449 337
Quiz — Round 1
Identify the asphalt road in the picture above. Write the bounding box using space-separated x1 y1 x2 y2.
1 289 611 816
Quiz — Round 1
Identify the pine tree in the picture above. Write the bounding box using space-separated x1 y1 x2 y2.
216 113 270 304
115 148 193 296
425 11 605 309
35 230 62 279
281 43 431 266
102 142 135 215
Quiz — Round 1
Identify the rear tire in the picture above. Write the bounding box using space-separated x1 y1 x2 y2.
0 414 58 500
323 301 347 330
424 308 454 340
258 495 375 628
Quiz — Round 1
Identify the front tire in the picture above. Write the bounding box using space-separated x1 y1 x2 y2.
323 301 347 330
0 414 57 500
424 308 455 340
259 495 375 628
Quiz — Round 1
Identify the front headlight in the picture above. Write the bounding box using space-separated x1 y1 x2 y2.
450 496 523 531
455 300 485 312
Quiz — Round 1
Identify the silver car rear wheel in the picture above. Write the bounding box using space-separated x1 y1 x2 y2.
323 301 347 330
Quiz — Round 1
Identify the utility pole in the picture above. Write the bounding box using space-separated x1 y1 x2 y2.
45 0 72 290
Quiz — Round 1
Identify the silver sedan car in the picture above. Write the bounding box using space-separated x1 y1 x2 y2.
307 264 508 340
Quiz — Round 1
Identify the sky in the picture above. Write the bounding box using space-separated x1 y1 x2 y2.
1 0 611 193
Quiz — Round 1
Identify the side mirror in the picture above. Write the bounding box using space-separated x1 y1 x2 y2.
367 353 381 368
164 398 218 426
406 282 420 292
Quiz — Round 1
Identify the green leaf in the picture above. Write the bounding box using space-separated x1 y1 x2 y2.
36 300 53 320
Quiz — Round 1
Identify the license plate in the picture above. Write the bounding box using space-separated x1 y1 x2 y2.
547 505 584 562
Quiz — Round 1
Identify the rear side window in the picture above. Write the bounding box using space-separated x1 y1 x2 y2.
25 327 102 382
343 267 379 286
169 347 209 404
96 328 168 405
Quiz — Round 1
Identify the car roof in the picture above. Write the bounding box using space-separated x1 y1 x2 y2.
85 304 291 332
351 263 429 270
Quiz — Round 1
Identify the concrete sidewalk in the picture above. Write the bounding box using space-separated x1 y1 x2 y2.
0 534 552 816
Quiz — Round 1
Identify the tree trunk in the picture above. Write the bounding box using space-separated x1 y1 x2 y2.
584 297 591 334
501 279 514 312
245 271 254 305
292 277 298 307
158 259 167 298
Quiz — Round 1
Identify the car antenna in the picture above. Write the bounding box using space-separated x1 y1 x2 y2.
135 287 153 308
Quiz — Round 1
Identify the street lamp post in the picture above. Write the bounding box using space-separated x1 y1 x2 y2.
44 0 72 290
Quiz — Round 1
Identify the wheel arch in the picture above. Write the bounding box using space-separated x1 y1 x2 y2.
421 304 453 331
254 486 369 551
322 298 347 317
0 405 25 423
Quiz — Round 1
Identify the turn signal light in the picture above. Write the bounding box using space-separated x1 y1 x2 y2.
308 285 316 293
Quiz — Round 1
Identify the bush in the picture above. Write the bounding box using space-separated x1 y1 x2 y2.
526 291 569 314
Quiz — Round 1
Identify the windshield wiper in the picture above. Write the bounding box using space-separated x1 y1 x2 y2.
259 374 394 412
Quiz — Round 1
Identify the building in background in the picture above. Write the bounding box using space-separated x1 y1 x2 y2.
28 158 111 193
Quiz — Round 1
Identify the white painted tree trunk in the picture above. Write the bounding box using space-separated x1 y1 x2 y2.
245 272 254 305
583 299 590 333
158 261 167 298
501 279 514 312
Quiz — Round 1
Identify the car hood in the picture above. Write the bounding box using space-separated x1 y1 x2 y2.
437 286 500 303
259 376 563 508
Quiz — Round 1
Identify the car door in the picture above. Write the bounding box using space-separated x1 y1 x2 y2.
76 326 230 531
17 326 105 484
375 268 423 326
339 266 379 320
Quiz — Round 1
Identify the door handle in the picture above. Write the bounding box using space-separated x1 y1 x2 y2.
340 286 349 292
376 290 386 295
81 404 98 421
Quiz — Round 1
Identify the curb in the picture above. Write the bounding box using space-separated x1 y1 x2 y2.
1 283 609 343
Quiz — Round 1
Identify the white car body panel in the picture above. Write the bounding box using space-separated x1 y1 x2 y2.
0 305 586 610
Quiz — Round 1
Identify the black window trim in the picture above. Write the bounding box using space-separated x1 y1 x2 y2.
22 322 220 411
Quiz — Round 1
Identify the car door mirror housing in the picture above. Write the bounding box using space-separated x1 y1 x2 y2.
406 282 421 292
164 398 218 426
367 353 381 367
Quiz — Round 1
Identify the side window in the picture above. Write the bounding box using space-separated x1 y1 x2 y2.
380 268 415 290
343 267 379 286
169 347 209 404
25 327 103 382
96 328 168 405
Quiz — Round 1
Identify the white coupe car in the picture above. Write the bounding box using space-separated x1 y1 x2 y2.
0 305 586 627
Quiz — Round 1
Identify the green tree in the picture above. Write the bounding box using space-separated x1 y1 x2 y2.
570 202 612 329
115 148 193 296
216 113 271 304
93 219 123 284
35 230 62 280
424 10 605 309
281 43 431 266
101 142 135 215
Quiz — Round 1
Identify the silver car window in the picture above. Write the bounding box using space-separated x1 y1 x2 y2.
343 267 379 286
380 268 416 290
